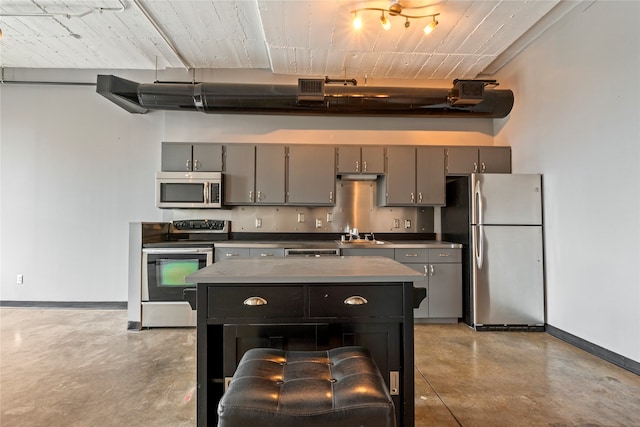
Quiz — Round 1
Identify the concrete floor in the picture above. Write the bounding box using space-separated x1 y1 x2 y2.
1 308 639 427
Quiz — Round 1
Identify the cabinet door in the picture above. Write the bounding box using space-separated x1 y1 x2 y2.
479 146 511 173
193 144 223 171
287 145 336 205
224 145 255 204
428 263 462 318
384 146 416 205
416 147 445 205
361 146 385 173
336 146 361 174
255 145 286 204
161 142 193 171
445 146 478 175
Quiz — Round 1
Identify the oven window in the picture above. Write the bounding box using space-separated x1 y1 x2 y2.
157 259 200 286
160 183 205 203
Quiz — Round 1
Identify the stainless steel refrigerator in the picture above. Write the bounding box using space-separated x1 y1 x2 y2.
441 173 545 331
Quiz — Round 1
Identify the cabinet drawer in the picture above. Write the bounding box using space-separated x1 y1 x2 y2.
214 247 251 262
429 249 461 263
309 285 403 318
394 249 429 263
208 286 303 319
249 248 285 258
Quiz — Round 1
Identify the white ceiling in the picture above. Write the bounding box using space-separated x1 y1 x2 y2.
0 0 578 81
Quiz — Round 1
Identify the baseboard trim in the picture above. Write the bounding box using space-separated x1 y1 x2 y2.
546 324 639 376
0 301 126 310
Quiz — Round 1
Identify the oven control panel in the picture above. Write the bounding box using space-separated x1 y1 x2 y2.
172 219 229 233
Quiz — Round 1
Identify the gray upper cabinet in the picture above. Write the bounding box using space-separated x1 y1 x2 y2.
416 147 445 206
381 146 445 206
337 146 385 174
287 145 336 205
162 142 223 172
224 144 285 205
445 146 511 175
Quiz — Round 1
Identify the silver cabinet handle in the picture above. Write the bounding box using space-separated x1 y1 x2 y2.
418 192 423 203
344 296 368 305
249 190 253 202
194 159 200 170
260 253 274 257
186 159 191 171
481 162 486 172
225 253 241 257
404 253 418 257
363 161 367 172
438 253 451 257
355 160 360 172
257 191 262 201
243 296 267 306
429 265 435 276
473 162 478 173
422 265 428 276
410 192 415 203
329 191 334 202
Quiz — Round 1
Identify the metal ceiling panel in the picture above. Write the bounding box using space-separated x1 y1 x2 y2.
0 0 577 79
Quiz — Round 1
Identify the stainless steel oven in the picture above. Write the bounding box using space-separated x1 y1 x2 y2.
141 244 212 327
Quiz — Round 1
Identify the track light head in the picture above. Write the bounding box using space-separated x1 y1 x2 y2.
380 12 391 31
423 16 438 35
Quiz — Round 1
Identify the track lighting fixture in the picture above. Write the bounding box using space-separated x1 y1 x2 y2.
350 1 439 34
423 15 438 35
380 12 391 31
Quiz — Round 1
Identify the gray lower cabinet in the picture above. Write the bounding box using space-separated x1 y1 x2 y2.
224 145 286 205
341 248 395 258
445 146 511 174
162 142 223 172
287 145 336 205
214 246 285 262
394 248 461 321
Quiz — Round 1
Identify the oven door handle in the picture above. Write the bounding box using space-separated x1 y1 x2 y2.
143 248 212 254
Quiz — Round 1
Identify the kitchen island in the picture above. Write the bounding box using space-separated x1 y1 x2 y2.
187 256 423 427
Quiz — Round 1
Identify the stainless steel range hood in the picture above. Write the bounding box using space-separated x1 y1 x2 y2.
96 75 514 118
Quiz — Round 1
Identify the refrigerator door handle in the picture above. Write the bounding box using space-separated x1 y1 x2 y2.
473 225 484 270
475 179 484 225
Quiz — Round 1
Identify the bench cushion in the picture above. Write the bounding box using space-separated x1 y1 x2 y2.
217 346 396 427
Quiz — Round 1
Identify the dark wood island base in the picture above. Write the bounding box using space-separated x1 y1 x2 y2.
187 256 423 427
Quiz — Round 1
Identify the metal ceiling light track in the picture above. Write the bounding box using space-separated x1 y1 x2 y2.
96 75 514 118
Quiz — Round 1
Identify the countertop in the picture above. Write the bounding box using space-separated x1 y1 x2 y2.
186 256 423 284
211 240 462 249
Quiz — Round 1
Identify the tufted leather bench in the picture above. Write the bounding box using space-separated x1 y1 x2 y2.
217 346 396 427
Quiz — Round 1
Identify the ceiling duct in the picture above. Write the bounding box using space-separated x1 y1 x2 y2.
96 75 514 118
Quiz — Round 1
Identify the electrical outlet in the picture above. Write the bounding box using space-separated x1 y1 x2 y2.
393 219 400 228
255 218 262 228
315 219 323 228
297 213 305 223
404 219 412 229
17 274 23 284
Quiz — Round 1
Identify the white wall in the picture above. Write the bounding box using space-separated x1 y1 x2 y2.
494 1 640 362
0 79 163 301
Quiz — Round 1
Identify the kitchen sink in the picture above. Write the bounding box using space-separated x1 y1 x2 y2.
336 239 387 245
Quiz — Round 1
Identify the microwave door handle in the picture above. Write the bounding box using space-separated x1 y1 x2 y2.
203 182 210 204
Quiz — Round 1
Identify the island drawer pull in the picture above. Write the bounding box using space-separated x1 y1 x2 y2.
404 253 418 257
243 296 268 306
344 296 368 306
226 253 241 257
260 253 274 257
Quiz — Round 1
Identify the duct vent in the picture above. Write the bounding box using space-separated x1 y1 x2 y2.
297 79 325 102
449 80 486 106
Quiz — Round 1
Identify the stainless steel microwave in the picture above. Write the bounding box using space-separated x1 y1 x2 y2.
156 172 222 208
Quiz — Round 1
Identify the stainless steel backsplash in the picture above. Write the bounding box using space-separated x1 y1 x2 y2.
164 180 434 234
